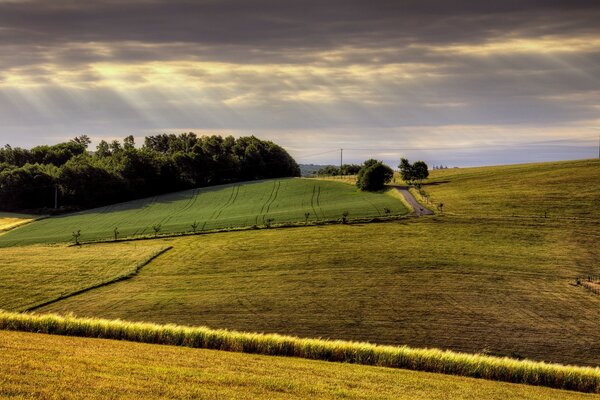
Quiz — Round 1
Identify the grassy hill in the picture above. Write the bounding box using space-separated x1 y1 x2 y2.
0 158 598 380
34 217 600 366
421 159 600 218
0 178 407 247
1 330 591 400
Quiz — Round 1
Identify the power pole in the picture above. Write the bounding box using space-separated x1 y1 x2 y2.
54 184 58 209
340 148 343 172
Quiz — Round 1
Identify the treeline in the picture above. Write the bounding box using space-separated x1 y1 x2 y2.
0 134 300 212
316 164 362 176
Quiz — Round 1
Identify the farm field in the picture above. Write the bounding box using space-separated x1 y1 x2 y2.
421 158 600 218
37 216 600 366
0 242 167 311
0 212 37 231
0 178 407 247
0 330 594 400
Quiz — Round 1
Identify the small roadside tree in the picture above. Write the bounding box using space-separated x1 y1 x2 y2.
398 158 429 187
356 160 394 191
412 161 429 187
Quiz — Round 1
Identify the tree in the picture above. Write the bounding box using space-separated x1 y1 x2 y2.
399 158 429 186
71 135 91 149
398 158 414 183
356 160 394 191
0 134 301 212
340 164 361 175
412 161 429 185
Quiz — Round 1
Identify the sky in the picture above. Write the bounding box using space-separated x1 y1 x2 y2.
0 0 599 167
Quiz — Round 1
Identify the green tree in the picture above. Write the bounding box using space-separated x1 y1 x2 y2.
356 160 393 191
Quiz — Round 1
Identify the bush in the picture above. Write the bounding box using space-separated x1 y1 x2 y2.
356 160 393 191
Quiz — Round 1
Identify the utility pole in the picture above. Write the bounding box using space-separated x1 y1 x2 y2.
340 148 343 171
54 184 58 209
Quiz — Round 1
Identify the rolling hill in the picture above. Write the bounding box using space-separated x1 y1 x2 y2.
0 178 407 247
1 330 591 399
0 158 598 396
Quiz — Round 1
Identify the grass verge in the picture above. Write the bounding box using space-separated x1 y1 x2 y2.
0 311 598 393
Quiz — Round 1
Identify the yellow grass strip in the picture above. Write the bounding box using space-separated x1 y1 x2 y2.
0 311 598 393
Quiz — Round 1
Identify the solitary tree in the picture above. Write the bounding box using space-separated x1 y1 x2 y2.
113 227 119 240
304 212 310 225
356 160 393 191
152 224 161 237
191 221 199 233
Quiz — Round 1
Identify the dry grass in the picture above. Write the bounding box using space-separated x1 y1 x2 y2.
2 330 593 400
1 312 599 394
0 242 167 311
36 217 600 367
0 212 37 231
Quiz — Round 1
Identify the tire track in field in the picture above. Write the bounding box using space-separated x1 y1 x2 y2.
209 185 237 221
214 185 240 220
155 189 200 232
310 184 320 221
315 185 326 219
255 180 277 225
262 180 281 224
130 196 159 237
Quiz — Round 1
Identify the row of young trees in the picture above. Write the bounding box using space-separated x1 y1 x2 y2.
0 134 300 212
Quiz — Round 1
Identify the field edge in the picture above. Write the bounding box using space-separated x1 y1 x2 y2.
0 311 598 393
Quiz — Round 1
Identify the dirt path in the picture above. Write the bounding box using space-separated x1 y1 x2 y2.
392 186 433 216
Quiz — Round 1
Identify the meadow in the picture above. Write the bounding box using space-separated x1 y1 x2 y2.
35 217 600 366
0 178 407 247
1 313 598 395
0 242 167 311
421 159 600 219
0 158 598 396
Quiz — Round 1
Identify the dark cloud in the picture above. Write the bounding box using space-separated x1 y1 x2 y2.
0 0 599 165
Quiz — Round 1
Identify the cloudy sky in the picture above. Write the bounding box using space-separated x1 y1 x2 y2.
0 0 599 166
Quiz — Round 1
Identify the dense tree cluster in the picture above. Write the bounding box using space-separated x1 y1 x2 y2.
356 159 394 191
316 164 362 176
398 158 429 186
0 134 300 212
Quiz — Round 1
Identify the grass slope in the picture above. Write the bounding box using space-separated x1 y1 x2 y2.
0 212 37 231
0 242 166 311
38 217 600 366
421 159 600 219
0 178 406 247
0 330 596 399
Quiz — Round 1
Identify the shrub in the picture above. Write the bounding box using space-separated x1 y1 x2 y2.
356 160 393 192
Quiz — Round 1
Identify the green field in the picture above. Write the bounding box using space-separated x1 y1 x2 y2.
422 159 600 218
0 178 407 247
2 330 592 400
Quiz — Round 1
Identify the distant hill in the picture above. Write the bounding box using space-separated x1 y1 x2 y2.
299 164 332 177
